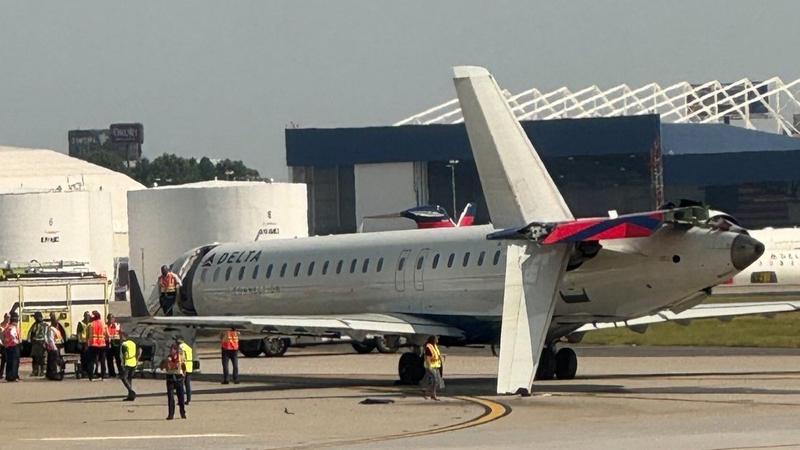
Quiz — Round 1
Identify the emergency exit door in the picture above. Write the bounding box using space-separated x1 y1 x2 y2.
395 249 411 292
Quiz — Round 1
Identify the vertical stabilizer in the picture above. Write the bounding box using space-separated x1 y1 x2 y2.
453 66 573 228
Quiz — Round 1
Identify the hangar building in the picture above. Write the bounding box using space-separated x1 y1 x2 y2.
287 77 800 233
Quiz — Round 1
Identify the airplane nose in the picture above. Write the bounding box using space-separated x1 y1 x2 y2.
730 234 765 270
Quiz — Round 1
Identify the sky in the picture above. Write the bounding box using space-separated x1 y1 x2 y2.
0 1 796 180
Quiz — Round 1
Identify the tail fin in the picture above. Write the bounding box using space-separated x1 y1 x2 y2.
400 205 455 229
453 66 573 228
128 270 151 318
456 203 476 227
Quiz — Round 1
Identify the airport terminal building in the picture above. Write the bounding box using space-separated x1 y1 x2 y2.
287 78 800 234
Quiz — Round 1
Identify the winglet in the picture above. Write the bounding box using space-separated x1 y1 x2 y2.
453 66 573 228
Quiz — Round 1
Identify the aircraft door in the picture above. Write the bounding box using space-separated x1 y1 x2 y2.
414 248 430 291
395 249 411 292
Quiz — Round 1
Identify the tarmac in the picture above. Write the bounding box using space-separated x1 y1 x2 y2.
2 344 800 449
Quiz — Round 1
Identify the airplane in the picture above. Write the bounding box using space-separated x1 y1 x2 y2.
360 203 476 232
129 66 765 396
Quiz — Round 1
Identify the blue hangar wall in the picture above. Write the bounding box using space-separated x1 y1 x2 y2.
287 116 800 234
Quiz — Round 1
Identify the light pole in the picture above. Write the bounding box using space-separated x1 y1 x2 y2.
445 159 459 217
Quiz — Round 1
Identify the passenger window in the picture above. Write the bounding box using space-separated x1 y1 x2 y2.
447 253 455 268
266 264 273 279
362 259 370 273
322 260 329 275
376 257 384 272
308 261 315 276
280 263 287 277
200 268 208 282
493 250 501 265
213 267 221 282
238 266 246 280
398 257 406 271
294 262 301 277
225 266 233 281
416 256 424 270
477 251 486 266
252 265 259 279
432 254 440 269
336 260 343 274
463 252 470 267
350 259 357 274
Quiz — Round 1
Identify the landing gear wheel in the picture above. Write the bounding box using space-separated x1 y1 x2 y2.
263 338 289 357
555 348 578 380
351 339 377 354
535 349 556 380
375 336 398 354
398 352 425 385
239 339 264 358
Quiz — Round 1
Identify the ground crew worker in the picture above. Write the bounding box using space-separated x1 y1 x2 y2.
158 265 182 316
87 311 108 381
106 314 122 377
45 320 63 380
220 327 240 384
177 336 193 403
160 341 187 420
29 312 48 377
423 335 444 401
76 312 91 378
0 313 8 376
120 332 140 401
4 312 20 381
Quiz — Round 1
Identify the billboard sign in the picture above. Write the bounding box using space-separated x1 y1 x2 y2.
110 123 144 144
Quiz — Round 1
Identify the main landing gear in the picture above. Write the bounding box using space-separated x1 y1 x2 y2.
536 346 577 380
397 350 425 385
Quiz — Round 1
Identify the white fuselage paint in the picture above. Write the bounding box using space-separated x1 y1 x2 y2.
713 228 800 299
172 224 744 343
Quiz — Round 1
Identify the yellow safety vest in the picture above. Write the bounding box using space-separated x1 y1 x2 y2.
426 343 442 369
121 340 138 368
179 342 193 374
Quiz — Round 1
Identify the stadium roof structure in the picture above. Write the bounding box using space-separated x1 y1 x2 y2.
396 77 800 136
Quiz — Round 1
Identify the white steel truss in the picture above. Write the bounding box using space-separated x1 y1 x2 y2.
395 77 800 136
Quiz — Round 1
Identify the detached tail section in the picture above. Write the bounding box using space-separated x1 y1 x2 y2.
453 66 572 228
454 66 572 395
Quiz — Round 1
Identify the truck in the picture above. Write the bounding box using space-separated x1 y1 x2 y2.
0 263 111 356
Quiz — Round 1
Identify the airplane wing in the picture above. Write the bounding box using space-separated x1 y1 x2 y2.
128 313 465 340
574 301 800 333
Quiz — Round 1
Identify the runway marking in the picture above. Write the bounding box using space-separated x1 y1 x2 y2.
281 394 510 449
21 433 244 442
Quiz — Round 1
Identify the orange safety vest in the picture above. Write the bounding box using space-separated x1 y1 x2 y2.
221 330 239 350
3 324 19 347
108 322 121 341
89 320 107 347
159 273 178 293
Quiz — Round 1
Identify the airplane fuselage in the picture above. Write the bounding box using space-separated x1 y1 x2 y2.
172 224 751 344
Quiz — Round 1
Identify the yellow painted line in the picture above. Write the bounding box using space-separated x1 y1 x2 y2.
290 394 511 449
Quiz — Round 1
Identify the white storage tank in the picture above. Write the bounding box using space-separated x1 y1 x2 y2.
128 180 308 294
0 190 114 277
